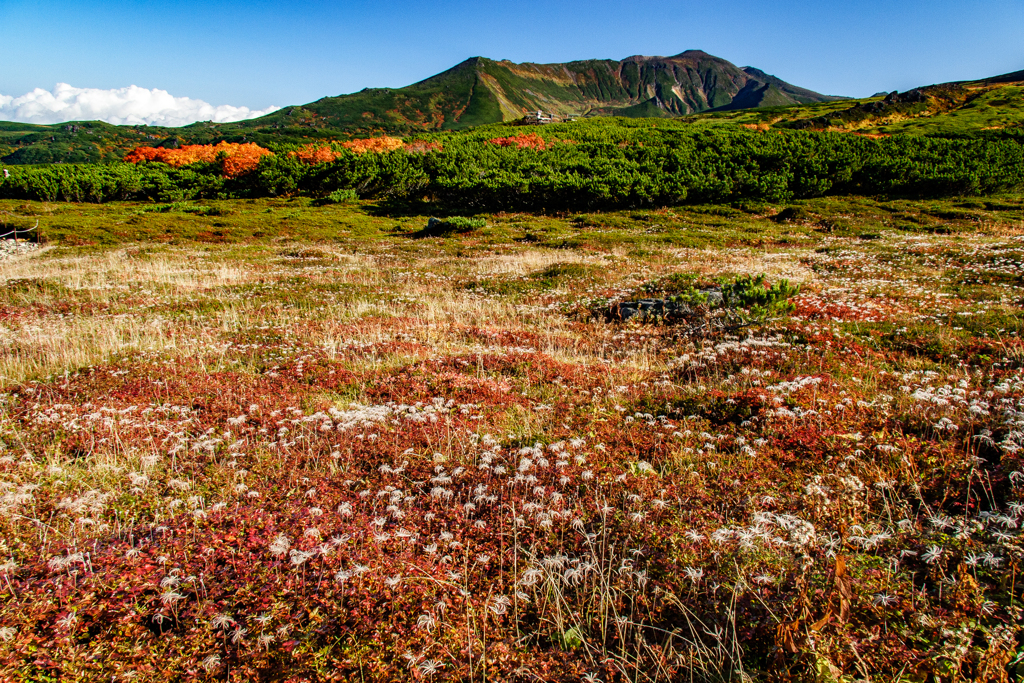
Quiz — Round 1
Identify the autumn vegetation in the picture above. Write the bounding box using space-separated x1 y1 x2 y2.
124 141 274 178
289 144 344 166
0 190 1022 681
341 136 405 154
485 132 562 150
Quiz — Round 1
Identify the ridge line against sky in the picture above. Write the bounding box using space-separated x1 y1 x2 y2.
1 0 1022 127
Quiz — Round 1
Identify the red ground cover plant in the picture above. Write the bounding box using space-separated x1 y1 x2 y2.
1 230 1023 682
485 133 566 150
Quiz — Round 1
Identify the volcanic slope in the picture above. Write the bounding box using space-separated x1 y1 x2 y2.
228 50 845 133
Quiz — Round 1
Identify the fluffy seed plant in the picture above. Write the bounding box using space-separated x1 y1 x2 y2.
0 212 1022 682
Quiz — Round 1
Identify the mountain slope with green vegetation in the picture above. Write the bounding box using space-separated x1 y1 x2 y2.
697 69 1024 137
227 51 843 134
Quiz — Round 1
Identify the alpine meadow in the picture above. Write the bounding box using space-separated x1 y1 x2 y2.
1 44 1024 683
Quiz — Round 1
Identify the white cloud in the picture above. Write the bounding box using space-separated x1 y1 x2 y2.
0 83 280 127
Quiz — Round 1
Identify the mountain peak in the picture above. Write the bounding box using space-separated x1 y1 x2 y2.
670 49 715 59
622 50 717 63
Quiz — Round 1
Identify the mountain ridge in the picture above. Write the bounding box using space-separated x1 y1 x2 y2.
228 50 846 133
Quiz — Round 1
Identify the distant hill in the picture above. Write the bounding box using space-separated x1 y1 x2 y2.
228 51 844 134
0 118 253 165
707 69 1024 137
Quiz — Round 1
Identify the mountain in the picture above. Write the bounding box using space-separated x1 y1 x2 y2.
4 56 1024 165
228 50 844 134
0 50 844 163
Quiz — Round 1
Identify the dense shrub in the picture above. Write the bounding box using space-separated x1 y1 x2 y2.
2 122 1022 207
420 216 486 235
720 273 801 319
320 188 359 204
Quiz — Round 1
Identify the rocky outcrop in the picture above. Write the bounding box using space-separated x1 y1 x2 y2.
604 291 724 323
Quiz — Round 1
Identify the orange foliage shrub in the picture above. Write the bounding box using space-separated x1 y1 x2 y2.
341 136 405 154
486 133 558 150
163 145 218 167
220 144 274 178
289 144 343 165
124 142 273 178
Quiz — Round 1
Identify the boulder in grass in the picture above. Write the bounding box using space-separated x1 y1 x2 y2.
607 298 690 323
604 290 724 323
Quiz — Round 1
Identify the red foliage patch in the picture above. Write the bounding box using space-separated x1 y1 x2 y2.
485 133 567 150
791 294 896 323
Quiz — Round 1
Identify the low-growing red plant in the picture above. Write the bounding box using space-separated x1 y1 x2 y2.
485 133 565 150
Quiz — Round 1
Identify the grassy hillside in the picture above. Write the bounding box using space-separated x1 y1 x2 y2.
0 121 165 164
0 120 262 165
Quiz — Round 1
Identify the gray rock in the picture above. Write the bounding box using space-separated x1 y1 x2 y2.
604 289 722 323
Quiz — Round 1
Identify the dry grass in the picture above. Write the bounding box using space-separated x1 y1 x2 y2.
663 247 819 284
0 242 828 384
467 249 610 277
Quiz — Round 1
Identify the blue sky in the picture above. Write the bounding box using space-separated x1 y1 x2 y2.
0 0 1021 122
